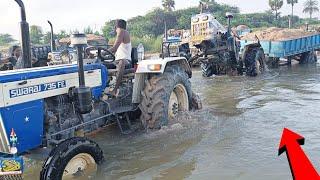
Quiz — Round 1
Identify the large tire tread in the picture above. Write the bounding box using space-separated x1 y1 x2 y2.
139 65 192 129
40 137 104 180
245 48 266 77
300 51 317 64
201 63 214 77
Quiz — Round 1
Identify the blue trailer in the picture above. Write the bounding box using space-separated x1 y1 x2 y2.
240 33 320 66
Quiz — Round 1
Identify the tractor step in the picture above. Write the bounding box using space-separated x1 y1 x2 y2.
115 113 134 134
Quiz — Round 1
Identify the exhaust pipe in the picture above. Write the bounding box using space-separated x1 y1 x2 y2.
47 20 56 52
225 12 234 36
14 0 32 68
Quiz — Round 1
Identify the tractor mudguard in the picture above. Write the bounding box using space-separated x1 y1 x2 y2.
133 57 192 104
135 57 192 77
241 42 262 60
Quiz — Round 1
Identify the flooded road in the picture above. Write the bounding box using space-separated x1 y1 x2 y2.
24 62 320 180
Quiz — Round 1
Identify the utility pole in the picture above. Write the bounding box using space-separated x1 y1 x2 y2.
288 15 292 29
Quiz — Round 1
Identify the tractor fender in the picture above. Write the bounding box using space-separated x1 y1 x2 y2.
241 42 263 60
135 57 192 78
132 57 192 104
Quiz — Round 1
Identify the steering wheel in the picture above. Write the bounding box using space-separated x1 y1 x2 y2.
85 47 115 62
85 46 97 58
98 47 115 62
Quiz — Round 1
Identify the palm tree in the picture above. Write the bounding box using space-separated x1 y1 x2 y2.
200 0 215 3
162 0 175 12
269 0 284 19
303 0 319 18
287 0 298 28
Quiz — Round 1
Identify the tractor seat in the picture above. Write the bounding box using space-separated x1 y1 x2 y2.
103 62 131 70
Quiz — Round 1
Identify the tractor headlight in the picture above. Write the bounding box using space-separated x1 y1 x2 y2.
147 64 162 71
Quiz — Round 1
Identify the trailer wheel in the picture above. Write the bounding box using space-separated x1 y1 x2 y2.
201 62 214 77
300 51 317 64
245 48 266 76
266 57 280 68
40 137 104 180
139 65 192 129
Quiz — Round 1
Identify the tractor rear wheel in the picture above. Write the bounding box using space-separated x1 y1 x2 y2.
245 48 266 76
201 62 214 77
40 137 104 180
139 65 192 129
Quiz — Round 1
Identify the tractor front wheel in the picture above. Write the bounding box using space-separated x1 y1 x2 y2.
40 137 104 180
139 65 192 129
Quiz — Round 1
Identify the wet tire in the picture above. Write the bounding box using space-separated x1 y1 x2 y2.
245 48 266 77
40 137 104 180
300 51 317 64
201 62 214 77
139 65 192 129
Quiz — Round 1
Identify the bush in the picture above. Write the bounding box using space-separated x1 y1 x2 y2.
108 35 163 53
131 36 162 53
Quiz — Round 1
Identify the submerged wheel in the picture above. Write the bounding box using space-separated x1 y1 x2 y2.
245 48 266 76
40 137 104 180
139 64 192 129
201 62 214 77
300 51 317 64
266 57 280 68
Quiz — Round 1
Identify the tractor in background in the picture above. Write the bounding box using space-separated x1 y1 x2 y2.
161 27 193 61
0 1 201 179
188 11 266 77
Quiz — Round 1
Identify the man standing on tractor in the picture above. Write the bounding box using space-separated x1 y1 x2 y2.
108 19 132 96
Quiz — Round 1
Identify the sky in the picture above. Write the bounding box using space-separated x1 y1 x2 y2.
0 0 318 40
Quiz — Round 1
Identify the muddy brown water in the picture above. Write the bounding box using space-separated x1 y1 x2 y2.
23 62 320 180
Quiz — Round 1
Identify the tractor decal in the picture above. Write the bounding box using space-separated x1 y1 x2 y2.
10 80 66 98
0 159 21 172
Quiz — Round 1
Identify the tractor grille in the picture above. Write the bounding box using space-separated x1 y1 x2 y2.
0 114 9 153
191 22 209 43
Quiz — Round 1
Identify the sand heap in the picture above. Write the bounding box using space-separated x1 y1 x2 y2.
241 27 318 41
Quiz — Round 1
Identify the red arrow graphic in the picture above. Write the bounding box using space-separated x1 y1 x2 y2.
278 128 320 180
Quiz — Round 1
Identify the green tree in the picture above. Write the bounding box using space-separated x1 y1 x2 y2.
43 32 58 44
269 0 283 19
0 34 15 46
30 25 43 44
162 0 175 12
287 0 298 27
57 30 68 39
83 26 94 34
102 20 116 39
43 32 51 44
303 0 319 18
94 31 101 36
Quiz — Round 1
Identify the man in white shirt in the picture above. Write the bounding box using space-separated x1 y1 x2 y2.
108 19 132 97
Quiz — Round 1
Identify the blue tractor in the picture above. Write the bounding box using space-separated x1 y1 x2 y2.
0 1 201 179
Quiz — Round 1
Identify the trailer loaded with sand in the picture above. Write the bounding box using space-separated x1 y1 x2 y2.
240 27 320 66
